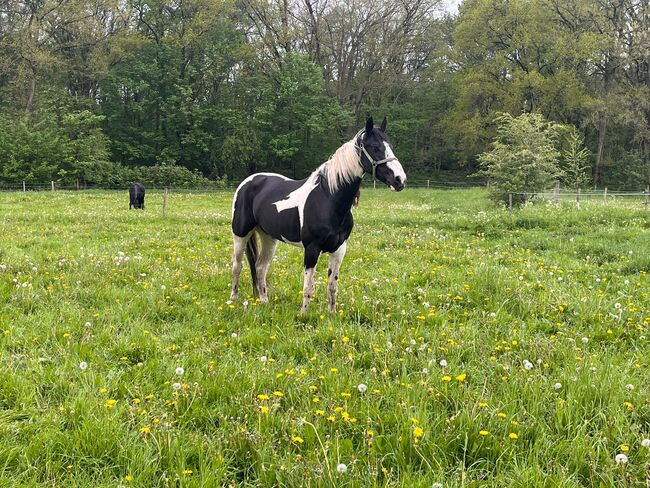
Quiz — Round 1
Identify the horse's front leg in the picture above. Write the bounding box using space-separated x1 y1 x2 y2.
327 241 346 313
301 245 321 313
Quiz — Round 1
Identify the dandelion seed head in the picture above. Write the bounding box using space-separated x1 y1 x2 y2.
336 463 347 473
357 383 367 393
615 453 628 464
79 361 88 371
175 367 184 376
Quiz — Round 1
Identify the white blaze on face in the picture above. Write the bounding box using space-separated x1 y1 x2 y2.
383 142 406 185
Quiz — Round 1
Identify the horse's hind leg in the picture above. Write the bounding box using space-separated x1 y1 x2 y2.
327 241 347 313
255 232 277 303
230 232 252 300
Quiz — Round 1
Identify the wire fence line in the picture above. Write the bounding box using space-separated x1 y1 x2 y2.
0 178 483 192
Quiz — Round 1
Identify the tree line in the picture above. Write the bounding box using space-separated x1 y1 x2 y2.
0 0 648 189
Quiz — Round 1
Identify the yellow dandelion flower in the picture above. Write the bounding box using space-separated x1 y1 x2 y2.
479 430 490 436
125 474 133 482
260 405 269 414
139 426 151 434
478 402 488 408
273 391 284 397
441 375 452 382
498 412 507 418
509 432 518 440
99 387 108 394
455 373 467 382
104 399 117 409
291 436 304 444
183 469 192 475
315 409 325 416
620 444 630 452
413 427 424 439
257 394 270 401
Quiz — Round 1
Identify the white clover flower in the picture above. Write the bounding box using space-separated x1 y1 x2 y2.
615 453 628 465
581 337 588 344
357 383 367 393
231 332 238 339
523 360 533 371
259 356 267 362
175 367 184 376
172 382 182 391
79 361 88 371
336 463 347 474
439 359 448 368
553 382 562 390
489 312 496 318
641 438 650 448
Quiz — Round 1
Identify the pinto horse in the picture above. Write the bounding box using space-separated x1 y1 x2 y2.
230 117 406 312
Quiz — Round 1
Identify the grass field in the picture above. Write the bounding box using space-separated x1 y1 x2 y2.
1 188 649 487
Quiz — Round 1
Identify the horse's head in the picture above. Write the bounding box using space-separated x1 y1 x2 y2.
358 116 407 192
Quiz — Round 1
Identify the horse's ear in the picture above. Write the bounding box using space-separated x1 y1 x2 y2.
365 116 374 134
380 116 387 132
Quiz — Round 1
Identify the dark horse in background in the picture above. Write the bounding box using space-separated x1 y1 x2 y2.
230 116 406 312
129 183 145 209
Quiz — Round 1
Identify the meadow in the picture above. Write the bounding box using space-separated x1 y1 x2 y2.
0 188 649 487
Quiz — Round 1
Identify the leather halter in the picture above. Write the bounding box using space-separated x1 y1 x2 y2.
356 130 398 182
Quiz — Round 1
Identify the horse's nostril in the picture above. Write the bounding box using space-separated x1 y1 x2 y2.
396 175 402 183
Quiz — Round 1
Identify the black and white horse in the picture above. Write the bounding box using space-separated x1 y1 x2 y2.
129 183 145 209
230 117 406 312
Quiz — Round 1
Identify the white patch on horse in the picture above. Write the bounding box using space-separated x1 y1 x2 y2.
273 172 319 230
232 172 291 218
384 142 407 183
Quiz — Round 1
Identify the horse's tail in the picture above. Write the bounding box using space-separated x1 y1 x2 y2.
245 232 259 297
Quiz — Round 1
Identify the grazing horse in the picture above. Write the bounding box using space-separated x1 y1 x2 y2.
129 183 145 209
230 117 406 312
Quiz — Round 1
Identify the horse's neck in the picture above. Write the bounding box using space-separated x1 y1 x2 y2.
329 177 362 216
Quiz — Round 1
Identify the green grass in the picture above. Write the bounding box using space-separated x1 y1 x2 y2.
0 188 649 487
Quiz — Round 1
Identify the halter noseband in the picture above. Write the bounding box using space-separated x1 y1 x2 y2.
356 129 398 182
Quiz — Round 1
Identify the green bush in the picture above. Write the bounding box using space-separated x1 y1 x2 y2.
478 113 562 205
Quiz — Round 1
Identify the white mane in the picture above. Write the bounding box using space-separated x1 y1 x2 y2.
318 137 364 193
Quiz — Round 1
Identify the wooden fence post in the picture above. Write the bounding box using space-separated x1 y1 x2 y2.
51 181 55 192
162 187 168 218
427 179 430 189
604 187 608 204
576 188 581 209
645 186 649 211
553 180 559 206
508 193 513 219
22 181 26 192
76 179 80 190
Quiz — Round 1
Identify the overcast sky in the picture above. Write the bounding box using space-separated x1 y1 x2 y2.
442 0 462 14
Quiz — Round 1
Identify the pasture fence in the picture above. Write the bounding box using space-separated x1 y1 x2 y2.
1 179 649 218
